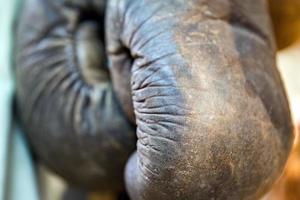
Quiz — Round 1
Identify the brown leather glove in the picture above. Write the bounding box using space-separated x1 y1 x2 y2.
15 0 294 199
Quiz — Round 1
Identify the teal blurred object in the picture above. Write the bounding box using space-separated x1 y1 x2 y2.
0 0 39 199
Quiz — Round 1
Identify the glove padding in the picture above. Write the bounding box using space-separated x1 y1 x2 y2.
16 0 294 199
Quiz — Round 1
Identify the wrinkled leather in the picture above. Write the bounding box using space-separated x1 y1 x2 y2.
15 0 136 192
15 0 294 199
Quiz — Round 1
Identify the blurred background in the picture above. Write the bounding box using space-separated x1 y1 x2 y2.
263 1 300 199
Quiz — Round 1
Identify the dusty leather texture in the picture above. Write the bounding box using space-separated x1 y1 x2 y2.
15 0 294 199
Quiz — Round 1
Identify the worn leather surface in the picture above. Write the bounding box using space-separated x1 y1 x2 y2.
15 0 294 199
15 0 136 192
